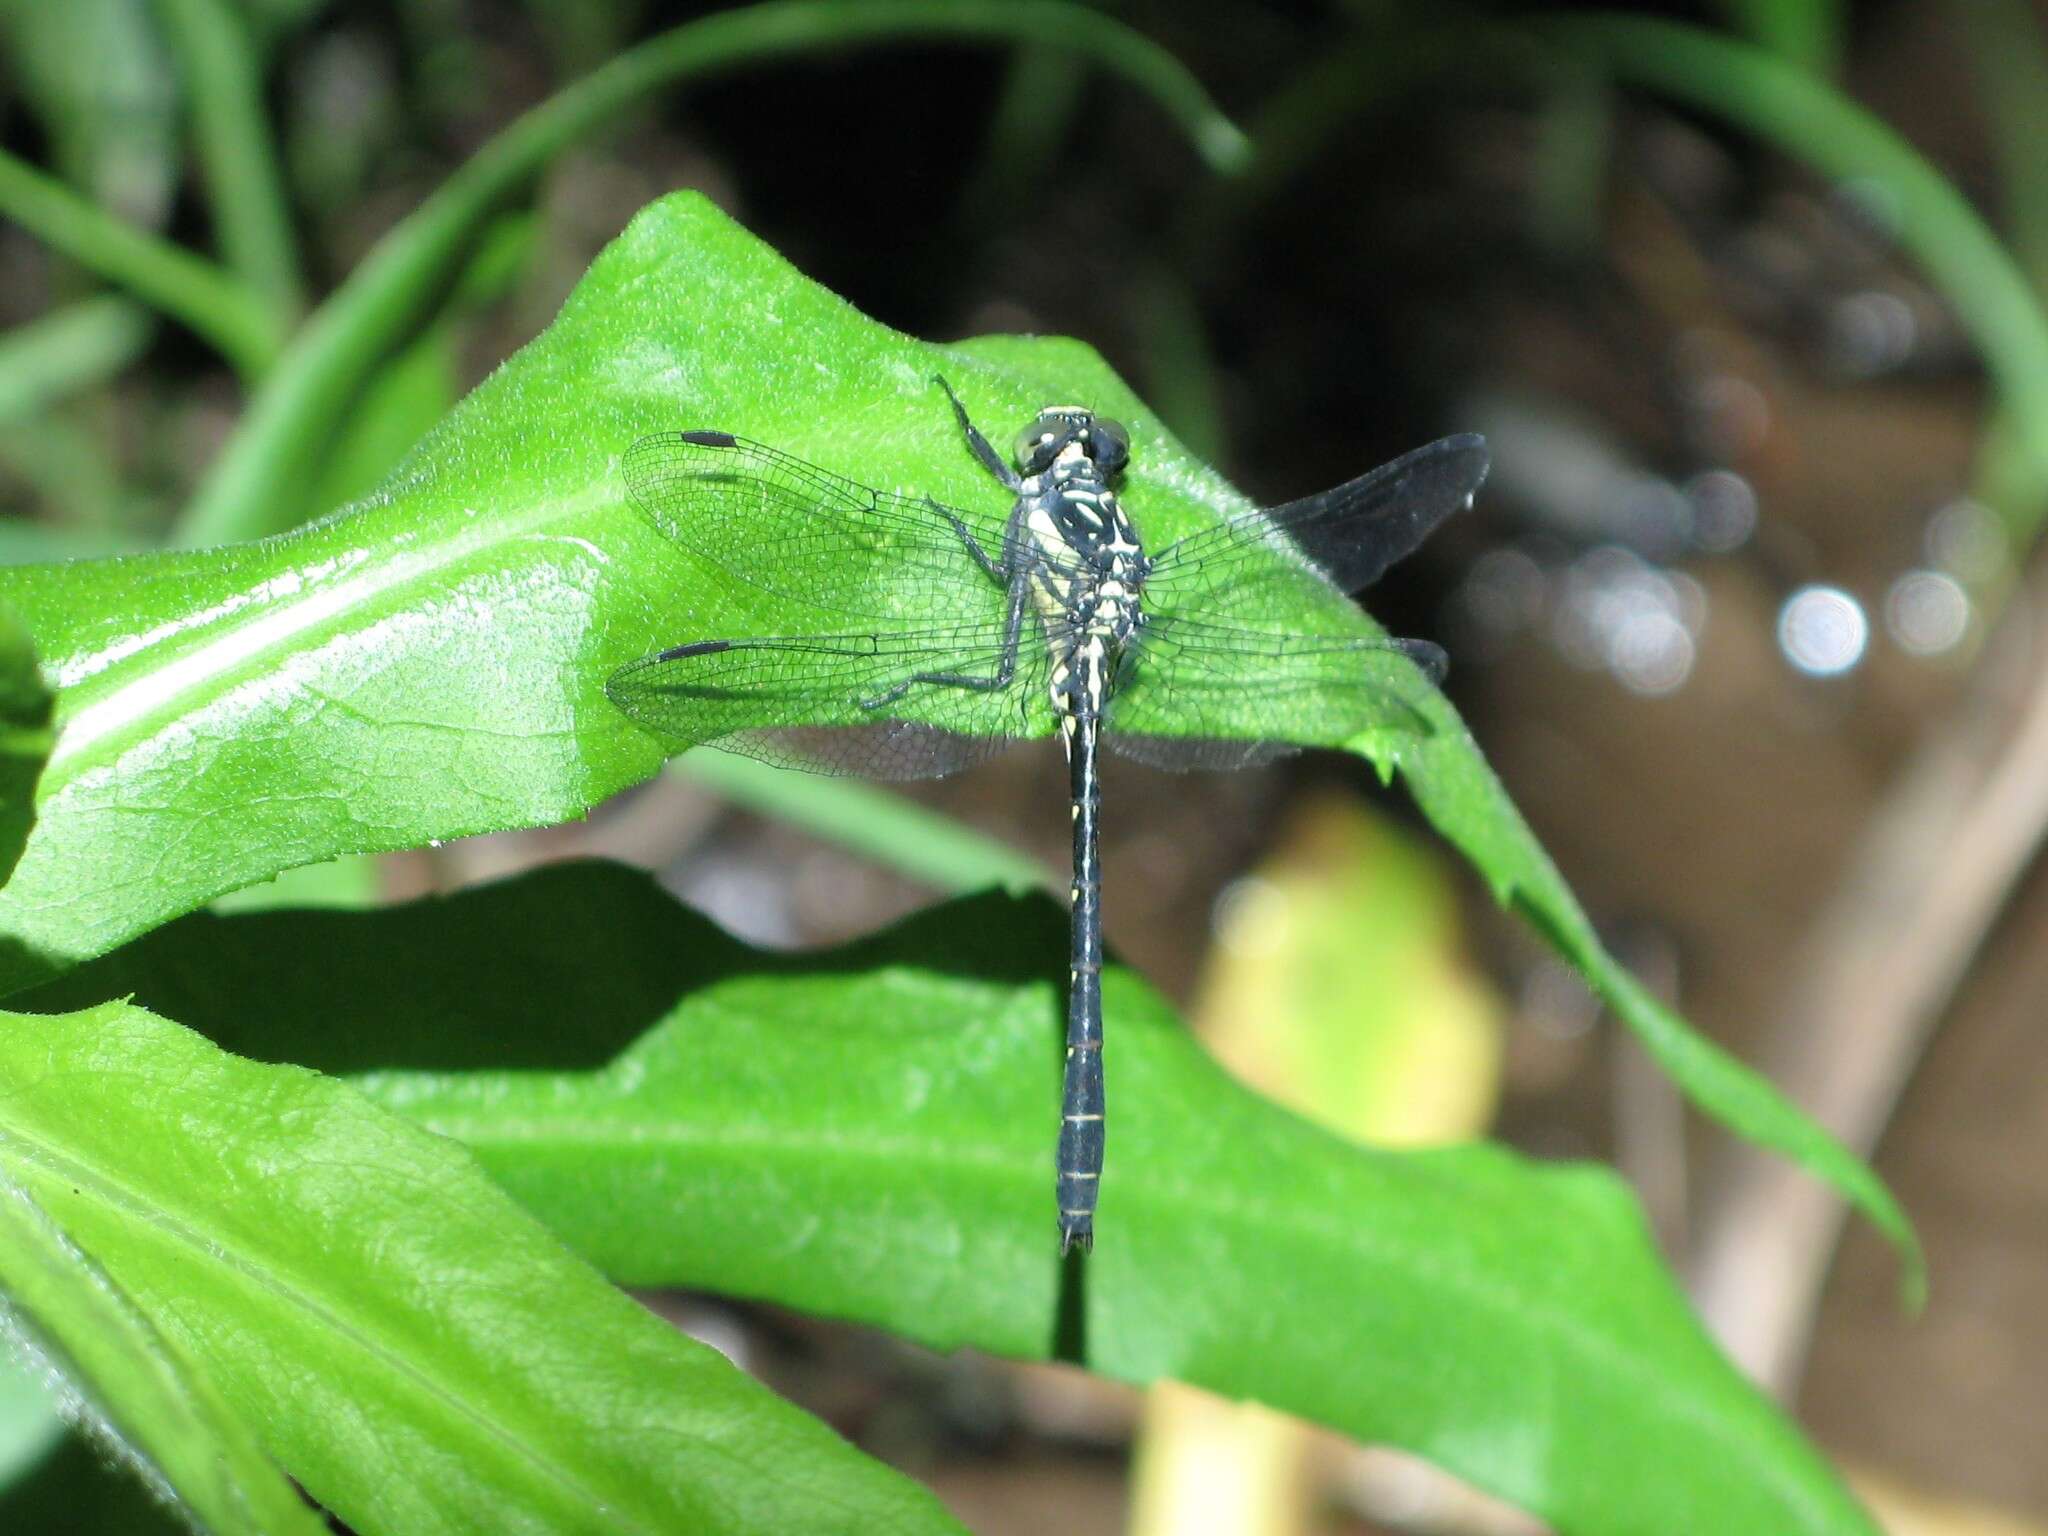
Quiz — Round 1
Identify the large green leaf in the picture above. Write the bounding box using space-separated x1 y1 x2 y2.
25 862 1879 1535
0 189 1909 1276
0 1163 328 1536
0 997 962 1535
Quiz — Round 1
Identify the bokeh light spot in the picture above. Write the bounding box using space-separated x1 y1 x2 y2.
1778 585 1868 676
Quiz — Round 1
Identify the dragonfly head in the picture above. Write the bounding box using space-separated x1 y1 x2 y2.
1015 408 1130 481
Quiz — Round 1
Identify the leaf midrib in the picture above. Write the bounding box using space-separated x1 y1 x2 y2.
412 1098 1830 1528
48 482 614 780
0 1102 678 1534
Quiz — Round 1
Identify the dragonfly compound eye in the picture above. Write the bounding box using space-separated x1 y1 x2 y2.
1088 417 1129 474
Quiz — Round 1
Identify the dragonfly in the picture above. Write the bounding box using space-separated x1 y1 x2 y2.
606 377 1488 1254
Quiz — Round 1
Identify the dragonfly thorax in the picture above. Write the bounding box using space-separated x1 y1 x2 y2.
1016 470 1147 722
1007 403 1149 706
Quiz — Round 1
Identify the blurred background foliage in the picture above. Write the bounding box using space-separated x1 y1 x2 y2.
5 0 2048 1530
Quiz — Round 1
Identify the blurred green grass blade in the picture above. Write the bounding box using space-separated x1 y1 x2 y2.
1713 0 1845 77
680 748 1048 894
0 0 180 227
0 999 965 1535
1129 263 1229 465
953 41 1087 231
0 523 137 566
237 0 322 55
150 0 304 320
174 0 1247 547
303 313 460 515
0 150 282 377
1545 13 2048 528
0 612 52 890
0 298 155 426
25 865 1880 1536
521 0 644 72
0 1169 329 1536
1529 63 1613 259
1219 28 1461 225
1957 0 2048 288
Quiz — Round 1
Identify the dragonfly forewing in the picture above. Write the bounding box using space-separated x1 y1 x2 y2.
624 432 1039 623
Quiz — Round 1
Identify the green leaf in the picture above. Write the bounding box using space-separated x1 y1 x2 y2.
0 998 963 1535
0 190 1909 1282
0 1157 329 1536
1357 709 1926 1303
303 215 535 525
0 611 53 890
26 864 1881 1536
0 190 1237 985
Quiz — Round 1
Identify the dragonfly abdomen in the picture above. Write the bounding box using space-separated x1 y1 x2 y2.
1058 687 1106 1255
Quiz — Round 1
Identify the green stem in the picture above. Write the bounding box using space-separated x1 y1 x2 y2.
1711 0 1845 77
1954 0 2048 293
679 750 1048 895
0 149 282 378
1546 14 2048 531
1528 63 1613 260
1194 27 1463 240
952 42 1087 233
151 0 305 321
1131 263 1228 465
172 0 1248 548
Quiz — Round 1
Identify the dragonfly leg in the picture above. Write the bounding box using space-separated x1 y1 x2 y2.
929 496 1009 585
859 662 1010 711
856 575 1027 710
934 375 1021 491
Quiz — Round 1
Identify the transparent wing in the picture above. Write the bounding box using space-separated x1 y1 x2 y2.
1105 614 1444 771
1146 434 1488 596
606 619 1054 780
1108 435 1476 766
623 431 1073 622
